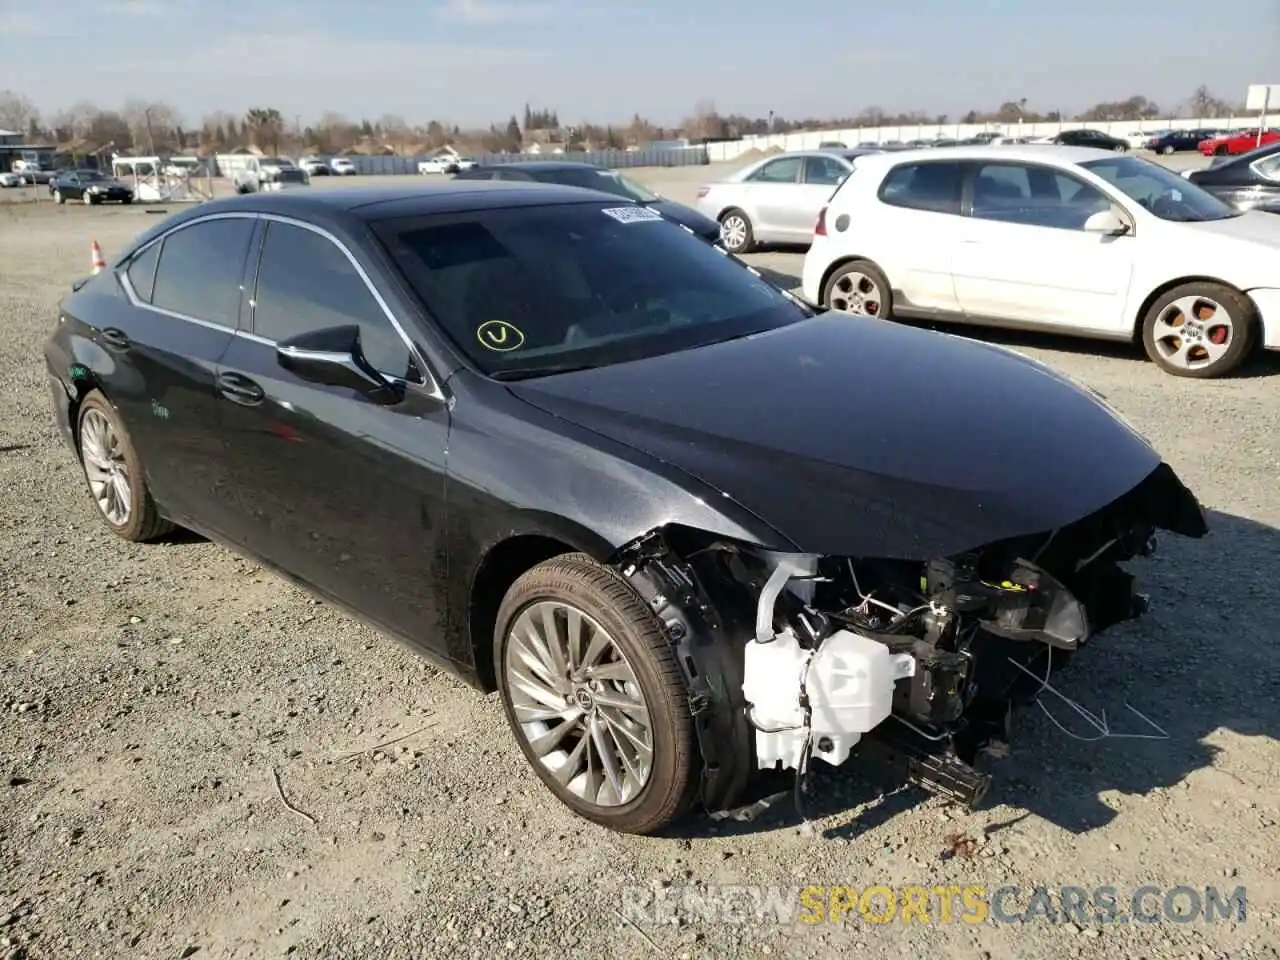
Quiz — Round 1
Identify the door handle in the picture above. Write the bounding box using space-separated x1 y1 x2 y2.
100 327 131 350
216 372 265 406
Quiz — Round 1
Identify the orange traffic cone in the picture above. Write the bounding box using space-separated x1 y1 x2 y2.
90 240 105 274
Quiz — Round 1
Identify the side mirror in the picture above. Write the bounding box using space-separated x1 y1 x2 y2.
1083 208 1131 236
276 325 399 401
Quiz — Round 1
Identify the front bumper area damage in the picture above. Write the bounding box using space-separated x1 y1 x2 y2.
611 463 1207 819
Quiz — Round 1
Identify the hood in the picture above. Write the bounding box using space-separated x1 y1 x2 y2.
648 198 721 240
507 314 1199 559
1183 209 1280 247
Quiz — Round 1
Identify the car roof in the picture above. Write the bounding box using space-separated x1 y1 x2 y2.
184 180 631 221
848 143 1127 170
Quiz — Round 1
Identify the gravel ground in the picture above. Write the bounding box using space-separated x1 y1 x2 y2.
0 156 1277 960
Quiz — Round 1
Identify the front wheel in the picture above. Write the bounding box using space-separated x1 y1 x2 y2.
718 209 754 254
76 391 174 541
1161 144 1175 155
1215 145 1229 156
1140 282 1257 378
53 189 64 204
494 554 697 835
1114 144 1128 153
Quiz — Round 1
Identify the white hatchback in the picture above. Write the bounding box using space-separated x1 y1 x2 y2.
801 145 1280 377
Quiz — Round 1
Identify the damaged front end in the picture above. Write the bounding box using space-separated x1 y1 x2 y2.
612 463 1207 818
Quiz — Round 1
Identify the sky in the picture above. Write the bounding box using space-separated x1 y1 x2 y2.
0 0 1276 129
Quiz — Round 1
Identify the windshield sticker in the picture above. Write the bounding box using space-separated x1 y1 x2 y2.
477 320 525 352
601 206 663 224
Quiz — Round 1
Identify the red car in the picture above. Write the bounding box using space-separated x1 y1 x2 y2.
1198 128 1280 156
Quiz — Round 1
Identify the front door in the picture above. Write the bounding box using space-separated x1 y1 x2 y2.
215 217 453 654
95 215 258 539
743 155 805 239
952 161 1136 334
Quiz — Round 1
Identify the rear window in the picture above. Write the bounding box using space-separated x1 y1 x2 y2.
372 201 809 379
527 167 657 202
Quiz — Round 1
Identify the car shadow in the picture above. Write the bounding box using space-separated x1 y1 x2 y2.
917 320 1280 379
753 266 804 291
661 507 1279 840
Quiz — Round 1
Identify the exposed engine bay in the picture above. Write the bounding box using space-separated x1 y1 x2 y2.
612 463 1208 818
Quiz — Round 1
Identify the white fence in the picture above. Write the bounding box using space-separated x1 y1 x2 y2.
704 116 1269 162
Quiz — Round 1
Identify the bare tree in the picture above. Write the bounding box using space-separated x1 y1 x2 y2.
682 99 725 141
378 114 412 153
122 99 182 152
0 90 38 133
1187 85 1234 119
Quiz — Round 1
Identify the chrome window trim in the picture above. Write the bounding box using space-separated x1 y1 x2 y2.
114 210 446 401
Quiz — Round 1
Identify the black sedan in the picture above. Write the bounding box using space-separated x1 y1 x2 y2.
49 169 135 205
1049 128 1129 152
44 182 1207 835
451 160 722 243
1145 128 1221 154
1184 141 1280 213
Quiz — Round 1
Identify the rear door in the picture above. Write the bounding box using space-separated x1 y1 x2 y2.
951 160 1136 334
96 215 258 538
791 155 849 235
213 216 453 650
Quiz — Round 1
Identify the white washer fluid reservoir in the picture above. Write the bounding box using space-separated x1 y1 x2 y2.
743 629 915 770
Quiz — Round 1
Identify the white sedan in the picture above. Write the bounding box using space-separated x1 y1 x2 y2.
800 144 1280 378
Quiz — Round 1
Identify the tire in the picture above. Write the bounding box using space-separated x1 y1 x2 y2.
493 553 697 835
1215 145 1228 156
122 197 133 205
822 259 894 319
717 208 755 254
1140 281 1257 378
53 189 64 204
1161 144 1175 155
75 390 174 542
1114 144 1128 153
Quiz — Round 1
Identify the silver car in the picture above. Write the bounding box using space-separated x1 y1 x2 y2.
694 149 881 253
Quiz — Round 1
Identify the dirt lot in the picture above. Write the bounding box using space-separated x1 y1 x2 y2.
0 159 1277 960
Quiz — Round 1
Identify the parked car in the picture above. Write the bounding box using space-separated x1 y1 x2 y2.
0 171 22 188
299 157 332 176
419 155 478 175
694 148 883 253
452 160 721 243
329 157 357 176
233 157 310 194
48 169 134 205
1145 128 1221 154
1198 128 1280 156
44 181 1207 835
817 141 847 149
1184 141 1280 214
1046 129 1129 152
800 145 1280 378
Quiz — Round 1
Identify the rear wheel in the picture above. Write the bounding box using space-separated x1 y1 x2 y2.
718 209 754 254
823 259 893 319
53 189 64 204
1215 145 1229 156
493 554 697 835
76 391 174 542
1140 282 1257 378
1161 144 1175 155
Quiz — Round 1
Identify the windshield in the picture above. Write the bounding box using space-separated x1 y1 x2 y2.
533 167 659 202
1080 156 1240 222
373 201 809 378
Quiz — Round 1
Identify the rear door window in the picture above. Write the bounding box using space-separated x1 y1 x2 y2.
747 157 803 183
150 218 255 326
803 155 849 186
125 241 161 303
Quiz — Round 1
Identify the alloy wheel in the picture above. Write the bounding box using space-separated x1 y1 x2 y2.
503 600 654 807
79 408 132 525
720 215 748 251
1150 295 1235 372
829 270 883 316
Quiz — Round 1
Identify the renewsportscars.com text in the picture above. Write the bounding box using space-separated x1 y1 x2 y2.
619 884 1248 927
